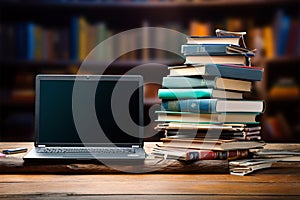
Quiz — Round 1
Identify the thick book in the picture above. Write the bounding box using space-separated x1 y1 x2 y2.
158 88 243 100
156 111 260 124
162 76 252 92
152 146 249 161
168 64 263 81
181 44 255 56
186 36 241 45
162 99 265 113
184 54 249 66
160 138 265 151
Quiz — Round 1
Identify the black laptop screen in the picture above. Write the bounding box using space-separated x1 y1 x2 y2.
37 76 143 146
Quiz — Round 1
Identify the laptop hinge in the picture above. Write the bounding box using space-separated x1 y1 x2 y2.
38 145 46 147
132 145 139 148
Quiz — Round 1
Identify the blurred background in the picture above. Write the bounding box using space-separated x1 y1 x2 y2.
0 0 299 142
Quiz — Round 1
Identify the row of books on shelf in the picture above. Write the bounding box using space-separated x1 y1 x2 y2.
252 10 300 59
1 9 299 63
151 32 270 175
0 18 184 62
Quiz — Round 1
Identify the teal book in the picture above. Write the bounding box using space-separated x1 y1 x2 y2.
158 88 243 100
162 99 265 113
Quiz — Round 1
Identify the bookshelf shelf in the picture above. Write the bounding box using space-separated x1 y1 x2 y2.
0 59 183 68
0 0 299 142
1 0 298 8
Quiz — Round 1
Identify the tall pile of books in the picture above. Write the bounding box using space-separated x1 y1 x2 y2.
153 30 266 165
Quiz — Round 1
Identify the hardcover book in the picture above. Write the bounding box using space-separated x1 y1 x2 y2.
168 64 263 81
156 111 260 124
161 99 265 113
186 36 241 45
184 54 249 66
158 88 244 99
181 44 255 56
152 146 249 161
159 138 265 151
162 76 252 92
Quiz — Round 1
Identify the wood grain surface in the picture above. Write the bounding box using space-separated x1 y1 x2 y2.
0 142 299 199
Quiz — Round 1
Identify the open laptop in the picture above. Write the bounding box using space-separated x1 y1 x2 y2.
24 74 146 161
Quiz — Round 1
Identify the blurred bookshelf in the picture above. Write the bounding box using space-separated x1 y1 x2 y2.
0 0 299 142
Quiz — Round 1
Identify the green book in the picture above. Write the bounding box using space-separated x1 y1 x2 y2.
158 88 243 99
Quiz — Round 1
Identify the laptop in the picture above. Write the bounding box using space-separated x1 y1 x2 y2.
24 74 146 161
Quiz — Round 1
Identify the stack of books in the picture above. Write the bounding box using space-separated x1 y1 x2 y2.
153 31 266 163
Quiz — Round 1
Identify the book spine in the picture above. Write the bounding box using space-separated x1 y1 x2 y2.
26 22 35 60
79 17 87 61
70 17 79 61
181 44 228 55
158 89 213 100
162 77 216 88
206 64 262 81
186 149 249 161
186 151 217 161
162 99 217 113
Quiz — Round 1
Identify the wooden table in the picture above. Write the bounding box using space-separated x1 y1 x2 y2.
0 142 300 199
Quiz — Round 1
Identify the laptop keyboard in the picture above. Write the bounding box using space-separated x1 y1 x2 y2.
36 147 136 154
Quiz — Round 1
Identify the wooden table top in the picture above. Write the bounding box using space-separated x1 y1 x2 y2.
0 142 300 199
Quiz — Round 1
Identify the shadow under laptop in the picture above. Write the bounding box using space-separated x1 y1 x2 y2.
22 158 149 174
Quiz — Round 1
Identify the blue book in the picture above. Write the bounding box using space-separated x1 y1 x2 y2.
17 23 26 59
162 99 265 113
168 64 263 81
276 13 291 56
70 16 79 60
181 44 255 57
26 22 35 60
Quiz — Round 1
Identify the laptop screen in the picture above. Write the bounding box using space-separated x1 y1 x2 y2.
36 75 143 147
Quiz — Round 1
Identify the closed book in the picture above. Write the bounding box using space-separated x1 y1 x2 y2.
162 99 265 113
158 88 243 100
168 64 263 81
181 44 254 56
160 138 265 151
164 129 261 141
162 76 252 92
152 147 249 161
70 16 79 60
26 22 35 60
156 111 260 124
186 36 241 45
185 54 249 66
